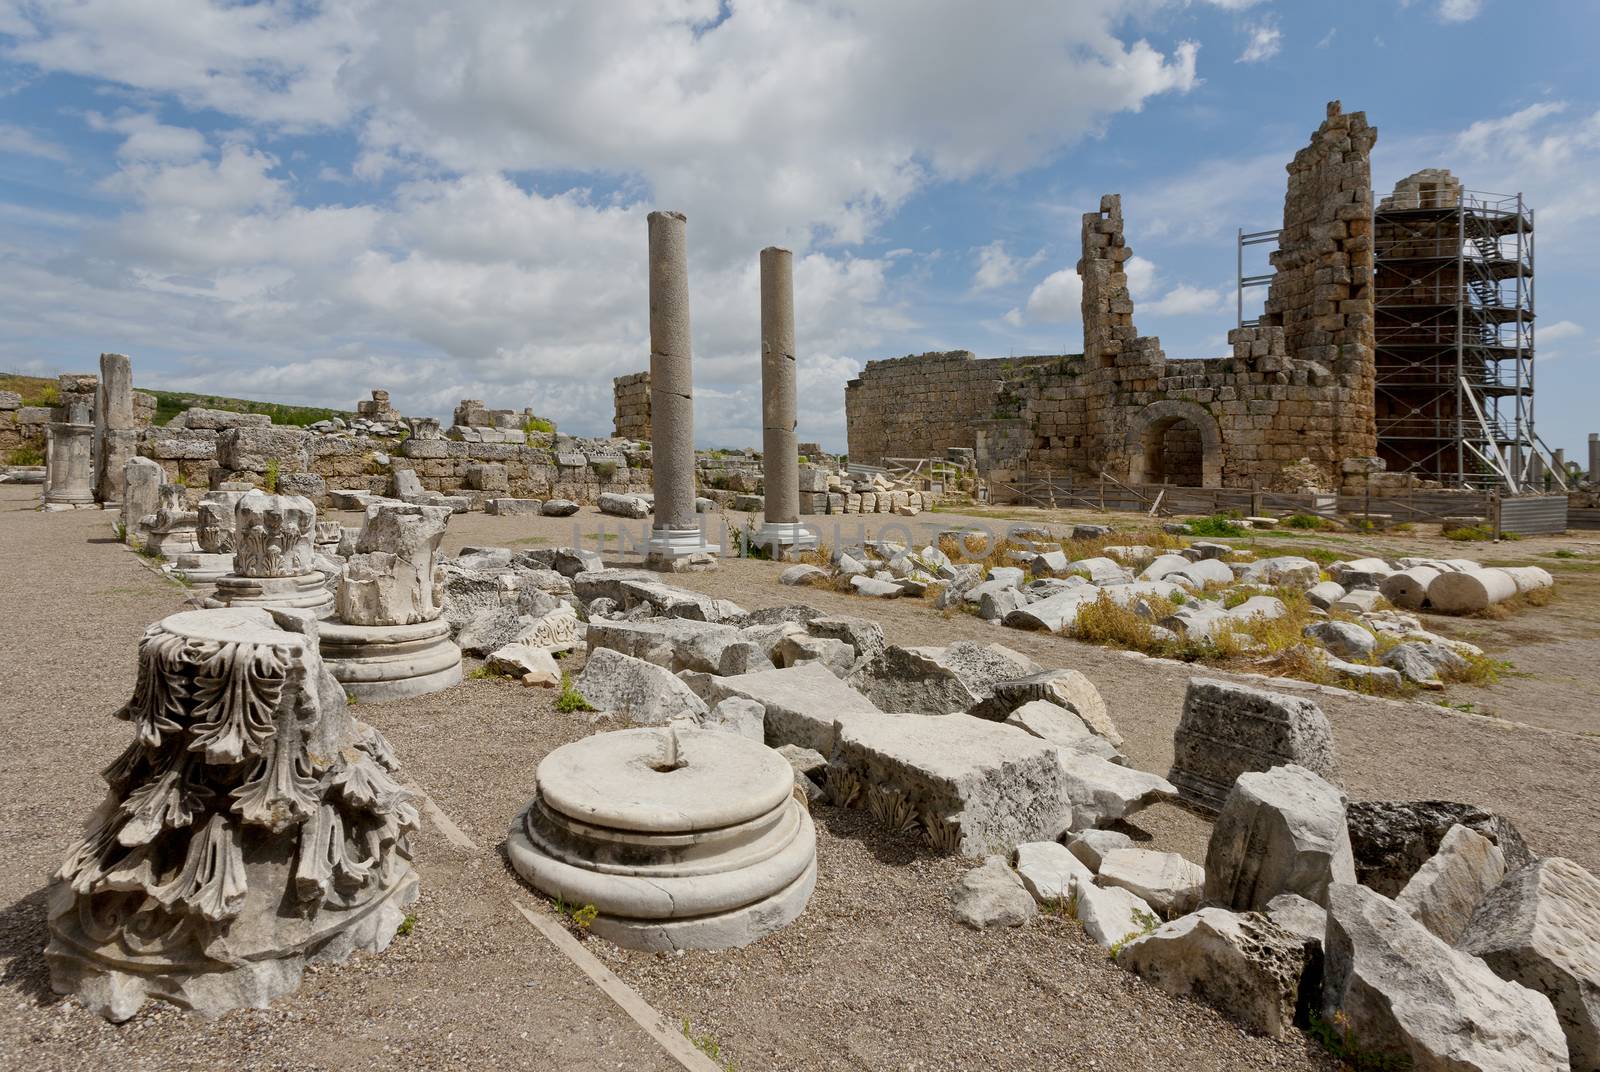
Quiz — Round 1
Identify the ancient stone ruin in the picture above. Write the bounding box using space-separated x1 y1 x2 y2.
507 725 817 950
47 606 418 1021
847 102 1384 495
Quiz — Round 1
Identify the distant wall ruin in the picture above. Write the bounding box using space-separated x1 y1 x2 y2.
845 102 1383 493
613 371 651 440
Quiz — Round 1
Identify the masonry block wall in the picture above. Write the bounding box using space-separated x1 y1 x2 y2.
844 352 1057 466
613 372 652 440
843 102 1382 494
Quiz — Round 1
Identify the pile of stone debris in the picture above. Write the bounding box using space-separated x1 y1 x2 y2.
806 466 934 516
778 527 1556 690
443 558 1595 1069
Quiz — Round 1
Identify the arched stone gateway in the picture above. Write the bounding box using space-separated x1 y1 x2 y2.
1127 400 1223 488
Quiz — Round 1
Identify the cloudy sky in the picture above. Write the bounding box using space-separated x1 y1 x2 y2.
1 0 1595 454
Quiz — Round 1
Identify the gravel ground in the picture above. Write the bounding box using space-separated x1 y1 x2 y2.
3 486 1595 1071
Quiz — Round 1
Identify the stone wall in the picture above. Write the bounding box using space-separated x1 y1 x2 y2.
844 352 1057 466
613 372 651 440
0 374 154 461
844 102 1383 494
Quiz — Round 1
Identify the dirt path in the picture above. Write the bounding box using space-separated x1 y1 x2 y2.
0 487 679 1072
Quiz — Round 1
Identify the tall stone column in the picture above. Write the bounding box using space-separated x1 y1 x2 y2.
94 352 135 505
1589 433 1598 482
755 246 815 552
644 210 718 570
43 403 95 509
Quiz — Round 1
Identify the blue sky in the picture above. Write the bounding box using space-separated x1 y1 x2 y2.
0 0 1595 457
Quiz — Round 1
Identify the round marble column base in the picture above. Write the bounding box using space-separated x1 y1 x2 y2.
211 573 335 618
644 526 720 572
754 521 817 549
319 617 462 701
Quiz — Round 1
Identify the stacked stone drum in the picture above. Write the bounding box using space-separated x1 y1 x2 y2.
508 727 817 951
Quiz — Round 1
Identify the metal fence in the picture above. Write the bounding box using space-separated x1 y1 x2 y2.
986 475 1570 534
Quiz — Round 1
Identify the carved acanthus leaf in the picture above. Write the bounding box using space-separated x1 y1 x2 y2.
115 629 193 749
231 730 319 830
186 640 286 764
118 754 211 846
152 813 247 922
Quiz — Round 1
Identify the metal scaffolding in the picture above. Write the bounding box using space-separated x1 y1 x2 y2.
1237 188 1560 492
1372 189 1558 491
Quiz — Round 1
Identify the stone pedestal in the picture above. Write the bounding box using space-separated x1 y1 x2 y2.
644 210 718 570
169 490 244 581
94 353 135 505
44 405 95 508
142 484 202 557
756 247 816 552
210 491 334 617
46 607 419 1021
508 727 816 951
321 502 459 700
120 457 164 541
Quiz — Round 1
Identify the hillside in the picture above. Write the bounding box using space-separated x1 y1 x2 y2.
0 373 355 427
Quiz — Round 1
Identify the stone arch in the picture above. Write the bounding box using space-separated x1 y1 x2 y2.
1126 400 1223 488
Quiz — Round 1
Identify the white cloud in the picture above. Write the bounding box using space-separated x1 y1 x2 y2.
1541 320 1583 341
1022 269 1083 323
88 112 208 162
1438 0 1484 22
1125 255 1159 300
1236 18 1281 63
0 122 69 161
1145 282 1226 315
1198 0 1270 8
0 0 1205 448
972 241 1020 291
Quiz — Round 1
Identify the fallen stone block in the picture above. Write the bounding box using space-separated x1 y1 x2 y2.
1169 678 1341 815
573 648 708 725
1395 824 1505 944
779 563 830 587
1239 556 1320 590
1057 751 1175 831
1265 892 1327 946
541 499 580 517
951 856 1037 928
1345 800 1533 897
1459 856 1600 1071
705 662 881 754
829 711 1074 855
1013 841 1094 904
704 697 766 741
988 668 1120 745
486 642 561 685
1116 907 1312 1038
848 642 1040 717
1323 882 1569 1071
774 634 854 679
805 614 885 667
1067 829 1134 872
485 497 543 516
1306 580 1346 609
1304 620 1376 659
586 617 744 674
1001 586 1100 632
1098 849 1204 918
1383 640 1466 688
1204 764 1355 911
597 492 650 519
850 574 901 598
1075 881 1157 949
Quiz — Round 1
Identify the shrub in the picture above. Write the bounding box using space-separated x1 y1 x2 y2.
1187 513 1247 537
5 445 43 466
523 415 555 436
1444 525 1494 542
263 457 280 493
591 460 617 482
1284 512 1333 530
554 672 596 713
1073 593 1155 650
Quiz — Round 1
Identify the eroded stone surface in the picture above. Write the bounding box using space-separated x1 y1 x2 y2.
1395 824 1505 944
46 608 419 1022
1116 908 1311 1038
951 856 1037 928
1204 764 1355 911
1459 857 1600 1070
1323 882 1569 1071
1169 678 1340 815
574 648 709 724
